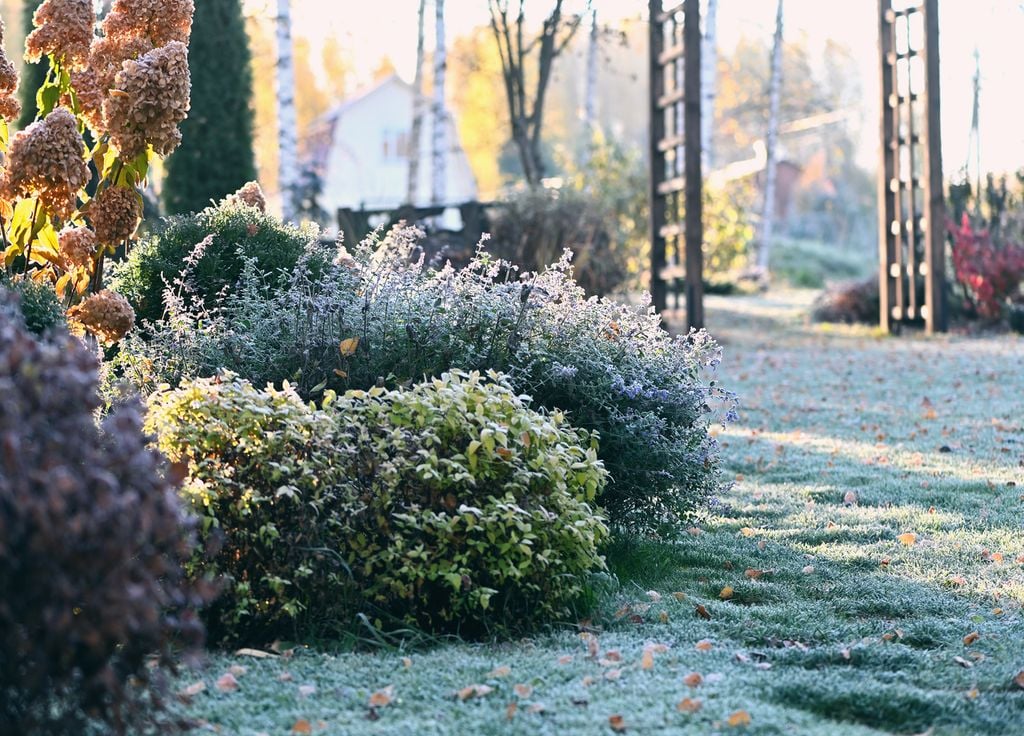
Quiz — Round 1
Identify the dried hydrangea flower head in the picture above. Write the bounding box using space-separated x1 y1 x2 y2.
102 0 194 47
67 289 135 344
0 19 20 121
225 181 267 212
104 41 191 159
25 0 95 69
89 185 141 246
58 226 97 270
0 107 89 219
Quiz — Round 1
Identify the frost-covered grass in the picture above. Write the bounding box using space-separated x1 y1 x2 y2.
171 292 1024 735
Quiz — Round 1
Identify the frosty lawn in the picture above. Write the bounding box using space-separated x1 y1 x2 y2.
173 292 1024 736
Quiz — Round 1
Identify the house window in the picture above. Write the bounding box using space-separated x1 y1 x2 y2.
382 129 410 161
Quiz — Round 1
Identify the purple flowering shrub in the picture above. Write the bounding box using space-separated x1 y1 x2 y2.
115 226 735 533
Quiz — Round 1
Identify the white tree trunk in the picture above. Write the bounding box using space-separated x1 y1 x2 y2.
276 0 298 222
582 4 598 164
757 0 783 272
407 0 427 205
700 0 718 172
431 0 447 206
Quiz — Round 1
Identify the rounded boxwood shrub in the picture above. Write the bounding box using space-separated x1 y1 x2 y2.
111 197 325 324
146 373 355 644
0 298 203 735
333 370 609 634
0 273 65 335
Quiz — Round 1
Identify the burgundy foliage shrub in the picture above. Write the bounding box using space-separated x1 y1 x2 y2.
949 214 1024 319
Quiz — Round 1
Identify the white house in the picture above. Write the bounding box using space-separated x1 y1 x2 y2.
303 75 477 213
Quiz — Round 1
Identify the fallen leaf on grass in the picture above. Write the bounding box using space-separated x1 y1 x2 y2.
677 697 702 713
527 703 546 714
963 631 981 646
178 681 205 700
658 611 669 624
457 684 493 701
297 684 317 697
683 672 703 688
641 650 654 670
604 669 622 681
802 565 815 574
695 604 712 620
582 675 595 687
603 650 622 662
672 592 687 602
228 665 247 676
843 490 858 506
513 683 533 698
1013 671 1024 690
719 586 734 600
727 710 752 727
235 648 277 659
966 687 979 699
897 532 918 546
402 657 412 669
369 685 394 707
488 665 511 678
506 702 517 720
740 527 756 537
291 720 312 734
646 590 662 603
695 639 714 652
215 673 239 692
609 714 627 732
953 656 973 669
744 568 768 580
278 671 294 682
557 654 573 665
338 337 359 356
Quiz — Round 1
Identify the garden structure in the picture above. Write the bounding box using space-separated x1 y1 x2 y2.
648 0 948 334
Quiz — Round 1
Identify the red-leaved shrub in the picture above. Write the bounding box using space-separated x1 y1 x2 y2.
949 214 1024 319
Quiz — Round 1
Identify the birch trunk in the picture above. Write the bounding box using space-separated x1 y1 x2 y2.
431 0 448 206
582 5 598 165
700 0 718 172
276 0 298 222
407 0 427 205
757 0 783 272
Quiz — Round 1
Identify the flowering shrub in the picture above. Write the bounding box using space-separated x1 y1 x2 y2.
111 185 324 323
949 215 1024 319
0 297 204 735
118 226 733 533
0 0 195 344
335 371 609 633
147 373 354 644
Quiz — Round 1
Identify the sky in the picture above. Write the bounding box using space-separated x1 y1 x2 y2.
247 0 1024 176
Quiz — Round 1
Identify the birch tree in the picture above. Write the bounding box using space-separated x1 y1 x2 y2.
488 0 584 187
582 3 598 164
700 0 718 172
276 0 298 222
431 0 448 205
756 0 783 271
407 0 427 205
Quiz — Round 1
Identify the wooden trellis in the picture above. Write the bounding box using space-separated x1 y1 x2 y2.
877 0 947 333
648 0 703 329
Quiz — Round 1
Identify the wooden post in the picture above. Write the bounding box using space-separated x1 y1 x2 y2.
683 0 704 329
648 0 667 314
921 0 947 333
876 0 894 333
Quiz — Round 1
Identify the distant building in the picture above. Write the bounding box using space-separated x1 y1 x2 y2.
302 75 477 214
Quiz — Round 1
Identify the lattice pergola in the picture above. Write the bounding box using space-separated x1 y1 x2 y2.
648 0 947 334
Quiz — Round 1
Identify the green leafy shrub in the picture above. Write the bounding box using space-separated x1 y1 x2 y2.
0 298 204 735
770 237 874 289
117 227 734 533
0 273 65 334
111 197 324 323
334 370 609 634
146 373 354 645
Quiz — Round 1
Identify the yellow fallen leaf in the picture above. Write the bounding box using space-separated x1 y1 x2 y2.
963 631 981 646
695 639 714 652
338 337 359 356
369 685 394 707
740 527 756 537
581 675 595 687
744 569 765 580
641 650 654 670
990 552 1004 564
720 586 734 600
513 683 533 698
291 719 312 734
677 697 702 713
672 592 687 602
966 687 979 699
727 709 752 727
609 714 627 732
488 665 511 678
457 684 493 701
402 657 412 669
1013 671 1024 690
683 672 703 688
897 532 917 546
658 611 669 624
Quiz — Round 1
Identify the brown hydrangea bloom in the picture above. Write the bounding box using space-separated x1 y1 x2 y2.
67 289 135 344
25 0 95 69
0 107 89 218
104 41 191 159
89 185 141 245
58 226 97 270
102 0 194 47
0 19 20 121
225 181 267 212
68 35 154 132
67 68 104 131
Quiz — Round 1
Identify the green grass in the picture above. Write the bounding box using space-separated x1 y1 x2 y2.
169 292 1024 735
